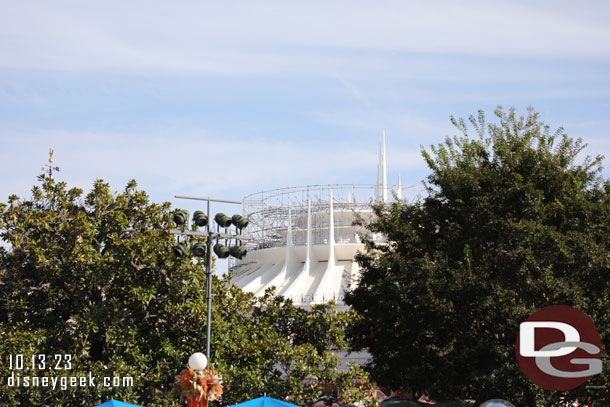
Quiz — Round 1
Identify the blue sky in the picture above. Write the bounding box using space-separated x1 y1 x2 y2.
1 0 610 209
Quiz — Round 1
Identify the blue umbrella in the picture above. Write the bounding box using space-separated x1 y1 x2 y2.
231 396 302 407
95 400 146 407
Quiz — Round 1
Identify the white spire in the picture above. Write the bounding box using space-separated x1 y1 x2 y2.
304 199 312 273
375 132 389 203
281 200 313 301
286 208 294 247
327 189 335 269
382 130 388 203
283 207 296 270
375 145 381 202
314 189 338 303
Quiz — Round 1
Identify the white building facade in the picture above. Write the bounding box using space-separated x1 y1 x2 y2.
230 133 406 311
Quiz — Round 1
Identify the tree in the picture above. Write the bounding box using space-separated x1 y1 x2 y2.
344 107 610 406
203 285 377 407
0 174 375 407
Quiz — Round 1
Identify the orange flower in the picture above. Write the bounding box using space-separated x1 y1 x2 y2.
177 369 195 388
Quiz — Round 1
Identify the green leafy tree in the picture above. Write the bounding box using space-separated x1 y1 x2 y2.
0 174 375 406
345 107 610 406
206 285 376 407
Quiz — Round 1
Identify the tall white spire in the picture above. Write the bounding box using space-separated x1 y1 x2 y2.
304 199 312 273
382 130 388 203
314 189 338 303
375 145 381 201
375 131 388 203
327 189 335 269
286 208 294 247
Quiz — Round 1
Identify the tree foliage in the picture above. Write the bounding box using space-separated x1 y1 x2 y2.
345 107 610 406
0 175 374 406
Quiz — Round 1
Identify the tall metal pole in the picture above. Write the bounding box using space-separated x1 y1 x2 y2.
205 198 212 359
175 195 243 360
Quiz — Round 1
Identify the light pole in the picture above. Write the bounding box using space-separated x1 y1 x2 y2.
172 195 248 359
174 352 222 407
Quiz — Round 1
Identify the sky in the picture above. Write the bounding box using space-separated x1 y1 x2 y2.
1 0 610 211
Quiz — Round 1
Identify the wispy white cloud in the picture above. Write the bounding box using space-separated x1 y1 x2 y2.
1 0 609 210
1 1 609 75
334 75 373 109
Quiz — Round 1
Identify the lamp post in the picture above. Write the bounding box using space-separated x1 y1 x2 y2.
172 195 248 358
174 352 222 407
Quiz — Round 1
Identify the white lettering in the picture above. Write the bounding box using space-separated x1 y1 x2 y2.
520 321 579 357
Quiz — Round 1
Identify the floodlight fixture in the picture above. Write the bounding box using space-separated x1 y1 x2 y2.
193 210 208 227
229 245 247 260
214 213 232 228
231 214 249 229
213 243 230 259
191 242 206 258
173 209 190 226
172 241 189 257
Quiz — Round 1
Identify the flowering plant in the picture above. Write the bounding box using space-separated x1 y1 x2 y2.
173 368 223 407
